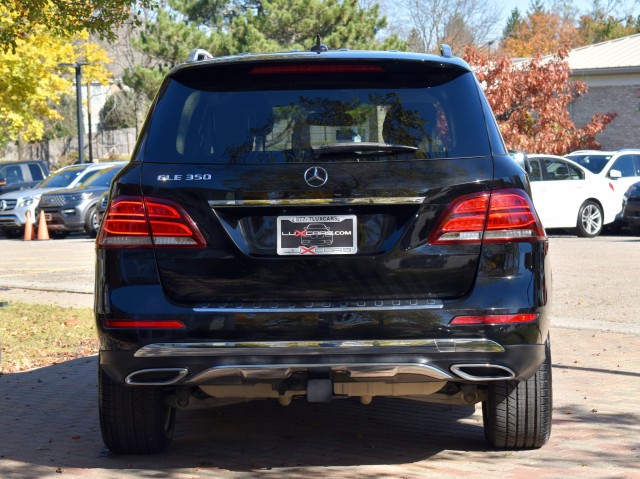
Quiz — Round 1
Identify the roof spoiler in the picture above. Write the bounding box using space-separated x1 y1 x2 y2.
440 44 453 58
186 49 213 62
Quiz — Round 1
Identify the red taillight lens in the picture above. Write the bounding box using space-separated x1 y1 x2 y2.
485 193 538 233
103 320 186 329
450 313 539 325
97 196 206 248
100 198 149 237
250 64 385 75
429 189 546 244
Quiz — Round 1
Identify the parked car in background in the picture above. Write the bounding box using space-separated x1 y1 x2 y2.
565 149 640 223
0 162 124 238
95 47 552 454
621 181 640 235
0 160 49 195
36 163 126 238
525 154 619 237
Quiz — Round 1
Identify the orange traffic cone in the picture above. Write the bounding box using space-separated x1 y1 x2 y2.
37 211 50 240
23 210 33 241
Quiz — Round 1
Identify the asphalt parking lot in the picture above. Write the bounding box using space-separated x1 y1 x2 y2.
0 234 639 478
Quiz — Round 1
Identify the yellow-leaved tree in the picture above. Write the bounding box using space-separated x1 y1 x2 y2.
0 9 112 144
0 0 153 53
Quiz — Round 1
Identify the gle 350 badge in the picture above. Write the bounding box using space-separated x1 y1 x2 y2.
277 215 357 255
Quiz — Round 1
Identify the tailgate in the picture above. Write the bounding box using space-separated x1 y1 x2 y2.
141 158 492 303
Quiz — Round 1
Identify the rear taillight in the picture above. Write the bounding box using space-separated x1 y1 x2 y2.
103 320 186 329
97 196 206 248
429 189 546 244
450 313 539 325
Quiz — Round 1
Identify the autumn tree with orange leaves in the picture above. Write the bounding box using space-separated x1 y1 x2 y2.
464 46 617 155
501 10 579 56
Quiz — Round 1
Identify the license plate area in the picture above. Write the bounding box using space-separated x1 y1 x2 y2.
277 215 357 255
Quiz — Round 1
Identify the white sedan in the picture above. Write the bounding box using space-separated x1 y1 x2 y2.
525 154 619 237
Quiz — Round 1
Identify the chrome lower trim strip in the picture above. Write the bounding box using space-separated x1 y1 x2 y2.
134 338 504 358
193 298 443 313
125 368 189 386
186 363 453 383
208 197 425 207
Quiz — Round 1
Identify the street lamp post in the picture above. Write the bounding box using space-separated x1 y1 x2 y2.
59 62 89 163
86 82 93 162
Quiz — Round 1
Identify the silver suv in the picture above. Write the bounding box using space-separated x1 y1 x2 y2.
0 162 123 238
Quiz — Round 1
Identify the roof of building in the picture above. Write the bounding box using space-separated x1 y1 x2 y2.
568 33 640 74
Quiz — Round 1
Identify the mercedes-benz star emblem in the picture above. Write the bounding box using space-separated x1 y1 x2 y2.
0 200 6 212
304 166 328 187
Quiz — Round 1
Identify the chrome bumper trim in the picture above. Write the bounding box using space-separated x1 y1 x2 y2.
193 298 443 313
450 364 516 381
125 368 189 386
134 338 504 358
208 197 425 207
186 363 453 384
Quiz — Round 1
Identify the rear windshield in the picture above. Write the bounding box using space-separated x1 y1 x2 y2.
143 60 492 164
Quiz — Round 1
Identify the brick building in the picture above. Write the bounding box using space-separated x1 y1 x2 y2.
568 33 640 150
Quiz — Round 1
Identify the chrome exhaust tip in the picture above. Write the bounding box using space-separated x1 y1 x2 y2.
450 364 516 381
125 368 189 386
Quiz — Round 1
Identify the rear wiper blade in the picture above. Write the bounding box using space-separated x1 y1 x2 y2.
311 142 418 157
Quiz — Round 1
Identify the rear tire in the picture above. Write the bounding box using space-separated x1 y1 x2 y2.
576 201 603 238
482 340 552 449
99 368 175 454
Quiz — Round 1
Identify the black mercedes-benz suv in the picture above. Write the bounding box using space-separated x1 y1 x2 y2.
95 45 552 454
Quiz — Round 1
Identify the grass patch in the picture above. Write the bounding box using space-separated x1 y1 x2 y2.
0 302 96 373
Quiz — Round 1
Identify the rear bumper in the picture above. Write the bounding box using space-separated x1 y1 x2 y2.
99 340 546 387
96 240 551 388
622 199 640 225
97 283 550 386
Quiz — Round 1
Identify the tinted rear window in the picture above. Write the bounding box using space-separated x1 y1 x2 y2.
143 60 492 164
